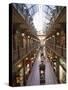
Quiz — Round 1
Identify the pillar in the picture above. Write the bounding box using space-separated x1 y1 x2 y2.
56 57 60 83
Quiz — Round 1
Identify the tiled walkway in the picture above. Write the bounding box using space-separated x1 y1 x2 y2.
26 50 58 86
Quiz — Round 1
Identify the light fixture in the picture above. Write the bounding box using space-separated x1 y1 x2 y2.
31 57 33 60
26 57 28 60
50 57 52 59
27 64 29 68
52 35 55 37
28 36 30 39
56 32 60 36
17 64 22 68
22 33 25 37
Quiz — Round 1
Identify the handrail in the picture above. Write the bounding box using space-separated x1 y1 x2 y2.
46 43 66 59
12 46 38 64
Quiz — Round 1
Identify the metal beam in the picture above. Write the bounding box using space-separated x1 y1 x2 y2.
46 5 54 11
28 5 36 10
43 10 52 17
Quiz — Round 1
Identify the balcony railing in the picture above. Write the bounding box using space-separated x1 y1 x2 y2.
12 46 39 64
46 43 66 59
19 48 26 58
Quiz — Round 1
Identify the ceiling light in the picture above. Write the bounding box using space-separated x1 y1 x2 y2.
22 33 25 37
50 57 52 59
17 64 22 68
28 36 30 38
56 32 60 36
52 35 55 37
31 57 33 60
26 57 28 60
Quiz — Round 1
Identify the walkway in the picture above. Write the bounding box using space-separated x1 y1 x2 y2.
26 49 58 86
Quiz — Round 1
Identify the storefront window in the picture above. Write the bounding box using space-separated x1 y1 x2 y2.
59 65 66 83
59 58 66 83
16 68 24 86
25 64 30 75
60 58 66 70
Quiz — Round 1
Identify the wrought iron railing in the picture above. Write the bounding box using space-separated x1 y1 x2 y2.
46 43 66 59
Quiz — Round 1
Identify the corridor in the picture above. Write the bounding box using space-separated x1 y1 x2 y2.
27 49 58 85
9 3 66 86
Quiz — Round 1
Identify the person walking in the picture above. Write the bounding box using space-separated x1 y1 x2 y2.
39 61 45 84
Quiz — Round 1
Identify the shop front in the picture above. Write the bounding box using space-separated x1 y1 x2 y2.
15 63 24 86
15 68 24 86
25 58 32 80
59 58 66 83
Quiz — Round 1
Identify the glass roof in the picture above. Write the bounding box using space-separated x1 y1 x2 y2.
13 3 56 35
26 4 56 35
26 4 56 21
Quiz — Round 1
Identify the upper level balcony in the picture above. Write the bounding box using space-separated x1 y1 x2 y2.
12 3 38 41
46 42 66 61
45 7 66 38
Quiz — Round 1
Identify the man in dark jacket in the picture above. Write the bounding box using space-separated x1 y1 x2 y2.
39 61 45 71
39 61 45 84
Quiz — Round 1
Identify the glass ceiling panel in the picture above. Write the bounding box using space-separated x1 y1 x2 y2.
26 4 33 9
13 3 57 36
42 5 56 20
47 5 56 10
26 4 39 16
